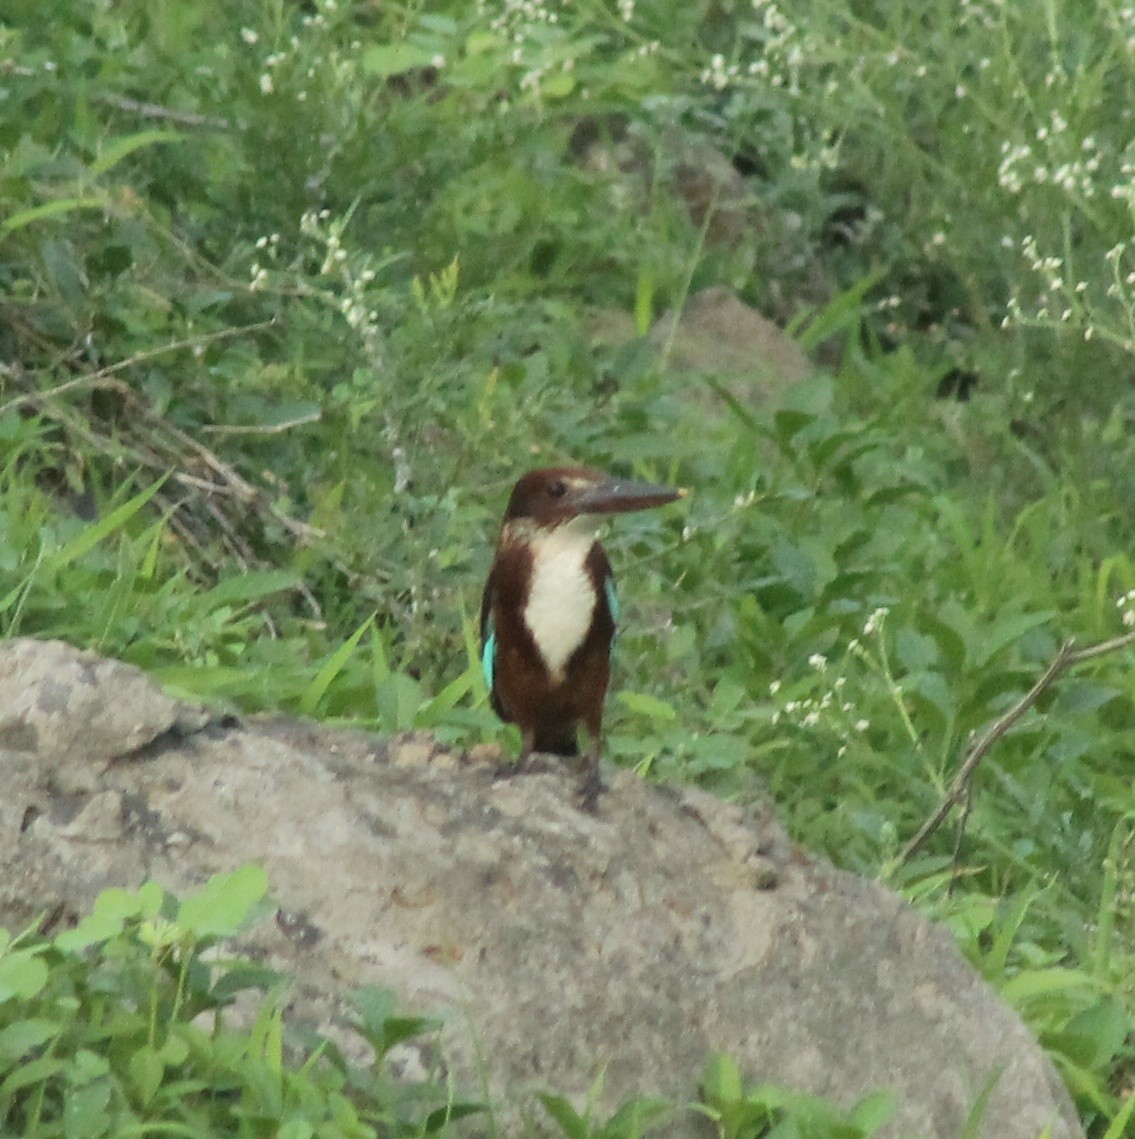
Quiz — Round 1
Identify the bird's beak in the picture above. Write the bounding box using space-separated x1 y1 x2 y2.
573 476 687 515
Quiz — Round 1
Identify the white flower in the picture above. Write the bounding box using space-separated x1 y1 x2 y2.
863 607 889 637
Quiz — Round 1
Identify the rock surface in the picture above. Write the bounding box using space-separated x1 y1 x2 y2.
651 286 812 394
0 638 1080 1139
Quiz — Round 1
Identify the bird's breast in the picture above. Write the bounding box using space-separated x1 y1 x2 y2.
522 528 597 682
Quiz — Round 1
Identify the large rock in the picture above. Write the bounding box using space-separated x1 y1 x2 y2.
0 638 1080 1139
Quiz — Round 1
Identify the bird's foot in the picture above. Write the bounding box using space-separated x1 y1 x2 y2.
575 758 606 814
492 751 556 780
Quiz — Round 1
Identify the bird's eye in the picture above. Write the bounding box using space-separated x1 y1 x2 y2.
548 480 568 498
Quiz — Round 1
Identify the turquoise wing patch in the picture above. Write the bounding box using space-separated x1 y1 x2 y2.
481 626 496 691
604 576 619 625
604 576 619 654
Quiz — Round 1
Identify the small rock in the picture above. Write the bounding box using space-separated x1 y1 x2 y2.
0 638 212 768
652 286 811 396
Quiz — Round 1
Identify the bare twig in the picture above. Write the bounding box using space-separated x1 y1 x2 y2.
947 786 972 897
0 321 275 420
202 412 321 436
0 375 135 420
0 62 230 129
91 93 231 130
86 320 276 380
899 630 1135 865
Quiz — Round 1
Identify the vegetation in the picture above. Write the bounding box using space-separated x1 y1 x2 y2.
0 868 483 1137
4 0 1135 1134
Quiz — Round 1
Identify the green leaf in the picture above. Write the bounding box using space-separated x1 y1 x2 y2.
347 986 439 1058
177 864 269 938
197 569 300 608
300 613 375 715
849 1090 895 1133
971 609 1054 668
0 1055 68 1097
55 885 149 951
0 949 49 1001
44 475 169 573
71 1049 112 1084
128 1044 165 1107
417 668 476 724
0 196 106 240
541 71 576 99
617 690 678 723
999 967 1095 1006
278 1120 315 1139
89 130 183 177
701 1053 744 1109
423 1102 485 1132
955 1066 1003 1139
538 1093 589 1139
0 1018 59 1059
603 1096 674 1137
64 1078 112 1139
1101 1082 1135 1139
792 267 887 351
374 671 425 731
361 43 437 78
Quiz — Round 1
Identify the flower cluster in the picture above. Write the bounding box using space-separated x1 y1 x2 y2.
997 116 1104 200
247 232 281 292
769 607 894 758
700 0 810 96
241 0 360 105
1118 591 1135 629
298 210 384 339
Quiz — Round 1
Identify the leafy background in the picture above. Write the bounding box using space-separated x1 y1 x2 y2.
4 0 1135 1134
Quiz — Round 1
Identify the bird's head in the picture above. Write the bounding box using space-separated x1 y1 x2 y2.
501 467 685 530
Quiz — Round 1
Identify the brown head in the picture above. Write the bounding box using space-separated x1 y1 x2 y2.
502 467 685 528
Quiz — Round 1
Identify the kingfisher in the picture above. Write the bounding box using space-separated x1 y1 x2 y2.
480 466 685 810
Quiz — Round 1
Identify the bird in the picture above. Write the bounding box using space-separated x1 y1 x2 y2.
480 466 685 810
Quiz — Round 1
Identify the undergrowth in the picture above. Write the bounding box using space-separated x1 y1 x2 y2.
4 0 1135 1134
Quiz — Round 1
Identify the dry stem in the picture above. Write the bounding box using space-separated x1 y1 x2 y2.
899 629 1135 865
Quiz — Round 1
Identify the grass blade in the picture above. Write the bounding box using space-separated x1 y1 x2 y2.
300 613 375 716
44 475 169 572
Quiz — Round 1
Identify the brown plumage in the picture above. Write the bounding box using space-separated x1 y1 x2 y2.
480 467 683 809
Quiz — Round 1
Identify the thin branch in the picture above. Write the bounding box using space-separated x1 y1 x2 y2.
899 629 1135 865
0 321 275 420
202 412 322 436
91 93 231 130
0 375 135 420
86 320 276 380
947 786 972 897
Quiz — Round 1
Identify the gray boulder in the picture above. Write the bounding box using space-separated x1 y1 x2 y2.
0 638 1080 1138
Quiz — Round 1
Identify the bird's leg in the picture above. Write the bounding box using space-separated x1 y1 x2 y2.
516 730 534 773
493 731 534 780
576 736 605 813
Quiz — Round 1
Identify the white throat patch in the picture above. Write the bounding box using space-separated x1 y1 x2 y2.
523 519 598 682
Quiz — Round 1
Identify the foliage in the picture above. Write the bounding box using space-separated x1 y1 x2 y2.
534 1053 895 1139
4 0 1135 1135
0 868 479 1138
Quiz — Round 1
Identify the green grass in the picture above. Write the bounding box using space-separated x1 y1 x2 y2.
5 0 1135 1134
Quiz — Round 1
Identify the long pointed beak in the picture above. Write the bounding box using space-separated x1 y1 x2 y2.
573 476 687 515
